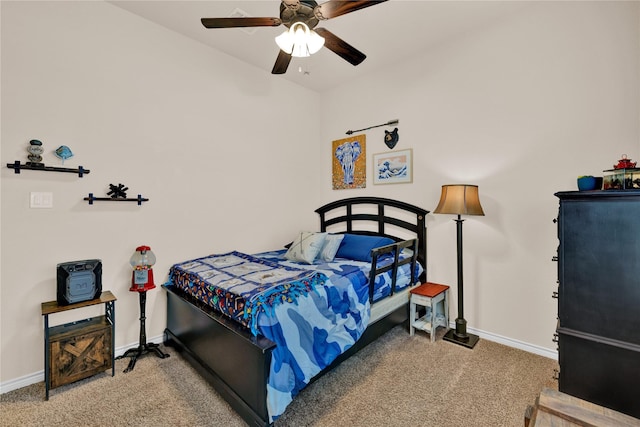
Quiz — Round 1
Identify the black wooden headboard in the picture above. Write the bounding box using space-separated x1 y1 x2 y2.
315 197 429 277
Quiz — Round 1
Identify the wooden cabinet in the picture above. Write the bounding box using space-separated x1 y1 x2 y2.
555 190 640 419
41 291 116 399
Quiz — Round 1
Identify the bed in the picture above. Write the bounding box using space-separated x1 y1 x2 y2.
162 197 428 426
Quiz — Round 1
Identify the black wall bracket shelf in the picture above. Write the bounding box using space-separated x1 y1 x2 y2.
6 161 89 177
84 193 148 206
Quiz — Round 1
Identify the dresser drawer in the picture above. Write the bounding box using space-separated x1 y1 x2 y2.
558 328 640 419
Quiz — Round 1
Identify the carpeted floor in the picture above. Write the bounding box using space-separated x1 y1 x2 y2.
0 326 558 427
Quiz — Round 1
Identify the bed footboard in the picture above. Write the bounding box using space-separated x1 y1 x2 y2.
163 283 410 427
164 285 275 427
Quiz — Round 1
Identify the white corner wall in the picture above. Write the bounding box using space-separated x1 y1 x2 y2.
1 1 321 387
318 1 640 354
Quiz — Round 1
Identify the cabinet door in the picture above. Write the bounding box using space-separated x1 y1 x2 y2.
49 321 112 388
558 196 640 344
558 330 640 419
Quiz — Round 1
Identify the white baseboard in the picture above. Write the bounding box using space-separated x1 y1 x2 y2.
466 324 558 360
0 335 165 395
1 327 559 395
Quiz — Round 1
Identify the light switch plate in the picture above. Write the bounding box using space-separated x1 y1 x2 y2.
30 192 53 208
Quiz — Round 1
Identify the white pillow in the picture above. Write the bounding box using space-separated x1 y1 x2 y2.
284 232 327 264
401 247 414 258
318 234 345 262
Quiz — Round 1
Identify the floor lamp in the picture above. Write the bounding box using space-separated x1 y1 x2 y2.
434 184 484 349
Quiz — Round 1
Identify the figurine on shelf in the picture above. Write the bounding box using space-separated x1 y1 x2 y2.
54 145 73 165
27 139 44 166
6 140 89 176
107 183 129 199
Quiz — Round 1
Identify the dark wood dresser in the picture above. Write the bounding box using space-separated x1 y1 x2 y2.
554 190 640 419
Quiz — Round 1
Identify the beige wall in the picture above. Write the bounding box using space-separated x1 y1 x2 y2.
1 1 322 386
1 0 639 390
318 1 640 351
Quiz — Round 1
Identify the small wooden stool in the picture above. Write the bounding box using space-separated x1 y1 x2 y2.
409 282 450 342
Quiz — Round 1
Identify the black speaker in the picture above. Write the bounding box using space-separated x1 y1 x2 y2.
56 259 102 305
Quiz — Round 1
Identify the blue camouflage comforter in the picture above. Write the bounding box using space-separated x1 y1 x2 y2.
168 249 419 422
254 250 419 422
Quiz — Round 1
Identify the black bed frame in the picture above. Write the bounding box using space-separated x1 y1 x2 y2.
163 197 429 426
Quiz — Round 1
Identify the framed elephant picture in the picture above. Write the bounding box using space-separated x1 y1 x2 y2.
373 149 413 185
332 134 366 190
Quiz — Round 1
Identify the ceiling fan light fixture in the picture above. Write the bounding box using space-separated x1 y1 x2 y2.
306 27 325 54
275 29 294 54
275 21 324 58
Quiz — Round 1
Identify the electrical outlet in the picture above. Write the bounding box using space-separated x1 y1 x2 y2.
30 192 53 208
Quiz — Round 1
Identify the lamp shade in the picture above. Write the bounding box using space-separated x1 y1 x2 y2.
433 184 485 216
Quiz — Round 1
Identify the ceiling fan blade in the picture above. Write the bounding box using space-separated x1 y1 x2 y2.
272 50 292 74
201 17 282 29
314 0 387 20
314 28 366 66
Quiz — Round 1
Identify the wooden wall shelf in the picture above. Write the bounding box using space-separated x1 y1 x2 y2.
6 161 89 177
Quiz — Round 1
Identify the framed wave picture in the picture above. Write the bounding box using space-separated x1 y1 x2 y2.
373 149 413 185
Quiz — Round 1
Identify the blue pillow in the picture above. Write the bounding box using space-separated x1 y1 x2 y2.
335 234 395 262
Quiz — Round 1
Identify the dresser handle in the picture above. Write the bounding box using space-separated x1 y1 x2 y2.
552 333 559 343
552 291 558 299
551 256 558 262
552 369 559 381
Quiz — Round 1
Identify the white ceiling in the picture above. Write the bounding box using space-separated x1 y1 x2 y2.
108 0 530 93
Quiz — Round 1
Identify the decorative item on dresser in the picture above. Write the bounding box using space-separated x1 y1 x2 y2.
554 189 640 419
576 175 598 191
433 184 485 349
602 154 640 190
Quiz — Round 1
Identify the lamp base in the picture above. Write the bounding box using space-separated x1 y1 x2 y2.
443 329 480 349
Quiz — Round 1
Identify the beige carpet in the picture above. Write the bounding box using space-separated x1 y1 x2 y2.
0 326 558 427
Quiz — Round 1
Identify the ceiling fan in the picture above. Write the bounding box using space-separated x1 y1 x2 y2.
201 0 388 74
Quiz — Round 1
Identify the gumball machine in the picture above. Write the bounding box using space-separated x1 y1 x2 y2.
130 245 156 292
118 245 169 372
